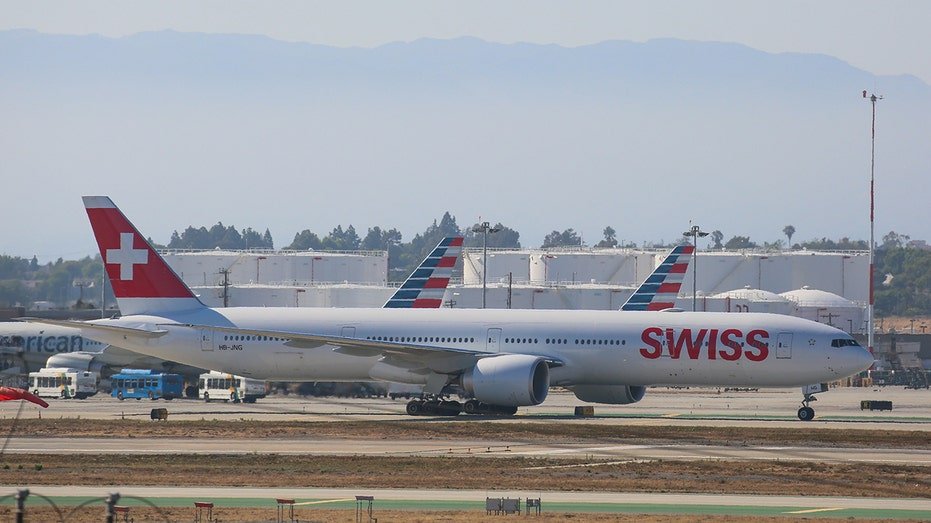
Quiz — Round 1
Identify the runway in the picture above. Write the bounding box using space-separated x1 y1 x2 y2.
10 486 931 520
6 436 931 465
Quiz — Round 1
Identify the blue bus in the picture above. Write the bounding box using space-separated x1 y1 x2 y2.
110 369 184 401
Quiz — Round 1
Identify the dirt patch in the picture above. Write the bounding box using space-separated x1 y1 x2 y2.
0 507 912 523
2 419 929 449
2 454 929 499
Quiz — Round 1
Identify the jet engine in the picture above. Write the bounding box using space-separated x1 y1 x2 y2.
461 354 549 406
45 352 105 374
570 384 646 405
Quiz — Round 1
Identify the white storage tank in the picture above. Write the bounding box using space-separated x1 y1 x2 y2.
528 250 655 285
190 284 394 308
677 251 868 303
162 250 388 287
446 284 635 310
779 286 865 334
463 250 532 285
705 287 795 315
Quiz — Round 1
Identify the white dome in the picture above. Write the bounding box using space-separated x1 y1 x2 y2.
780 286 857 308
712 287 790 303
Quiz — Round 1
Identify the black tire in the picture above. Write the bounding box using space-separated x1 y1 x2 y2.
797 406 815 421
439 401 462 416
463 399 480 415
203 392 210 403
117 391 124 401
406 400 422 416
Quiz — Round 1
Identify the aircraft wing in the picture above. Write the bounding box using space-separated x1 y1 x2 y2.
17 318 169 339
180 323 563 369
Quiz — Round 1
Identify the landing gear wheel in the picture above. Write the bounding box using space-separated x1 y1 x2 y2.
463 399 480 415
797 406 815 421
798 389 818 421
406 400 422 416
437 400 462 416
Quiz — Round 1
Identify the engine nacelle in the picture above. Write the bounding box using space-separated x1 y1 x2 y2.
570 385 646 405
461 354 549 406
45 352 105 374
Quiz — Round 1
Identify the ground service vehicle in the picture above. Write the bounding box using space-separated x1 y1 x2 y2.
110 369 183 400
28 367 98 399
199 371 266 403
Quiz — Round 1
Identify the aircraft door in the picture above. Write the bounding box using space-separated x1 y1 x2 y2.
776 332 792 359
486 328 502 353
340 326 356 338
200 329 214 351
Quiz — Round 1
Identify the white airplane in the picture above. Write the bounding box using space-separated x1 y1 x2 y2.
25 197 873 420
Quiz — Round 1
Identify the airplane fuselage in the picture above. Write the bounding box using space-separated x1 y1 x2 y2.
83 307 872 388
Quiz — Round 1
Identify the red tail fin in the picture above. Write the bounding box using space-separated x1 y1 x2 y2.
83 196 203 315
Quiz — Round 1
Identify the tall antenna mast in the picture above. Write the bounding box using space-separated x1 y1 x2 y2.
863 90 882 359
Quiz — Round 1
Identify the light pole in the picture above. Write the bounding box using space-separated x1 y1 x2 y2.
863 90 882 360
472 221 501 308
682 224 709 312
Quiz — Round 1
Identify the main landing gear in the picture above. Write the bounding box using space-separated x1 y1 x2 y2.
406 399 462 416
405 398 519 417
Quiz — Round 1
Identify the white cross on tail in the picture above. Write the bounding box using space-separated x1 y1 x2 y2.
106 232 148 280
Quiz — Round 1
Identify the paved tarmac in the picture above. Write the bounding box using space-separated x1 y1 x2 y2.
5 437 931 465
5 386 931 430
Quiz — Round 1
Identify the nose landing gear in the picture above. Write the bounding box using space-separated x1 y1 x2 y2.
798 383 828 421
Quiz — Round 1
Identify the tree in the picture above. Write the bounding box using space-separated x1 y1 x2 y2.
241 227 272 249
322 225 361 250
881 231 911 250
287 230 323 250
542 229 582 248
361 226 403 250
463 223 521 249
783 225 796 247
797 237 868 250
710 230 724 250
596 226 618 248
724 235 757 249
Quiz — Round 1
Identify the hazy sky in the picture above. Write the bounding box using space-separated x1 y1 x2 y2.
2 1 928 262
2 0 929 83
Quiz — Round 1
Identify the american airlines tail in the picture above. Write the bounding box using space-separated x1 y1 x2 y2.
84 196 205 316
620 245 693 311
384 237 463 308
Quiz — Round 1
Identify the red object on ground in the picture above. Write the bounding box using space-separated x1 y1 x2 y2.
0 387 49 408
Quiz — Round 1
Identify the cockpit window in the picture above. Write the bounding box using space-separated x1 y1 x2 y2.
831 338 861 348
